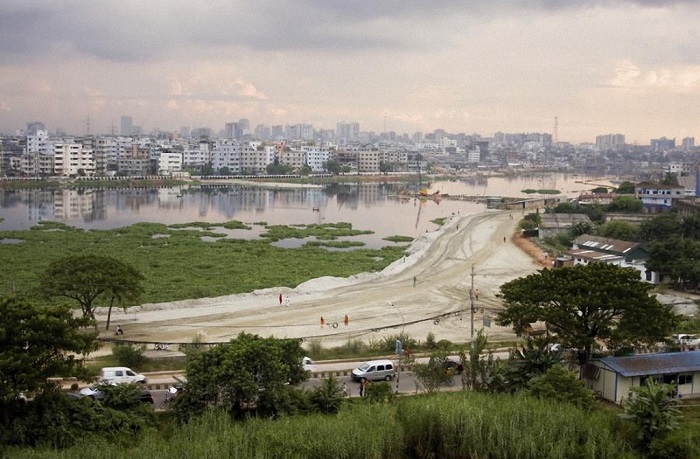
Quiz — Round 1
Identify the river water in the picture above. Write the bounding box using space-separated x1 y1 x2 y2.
0 173 613 248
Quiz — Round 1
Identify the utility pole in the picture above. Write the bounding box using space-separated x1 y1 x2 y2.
470 265 475 349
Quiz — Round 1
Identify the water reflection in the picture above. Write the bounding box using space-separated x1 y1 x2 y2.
0 173 611 248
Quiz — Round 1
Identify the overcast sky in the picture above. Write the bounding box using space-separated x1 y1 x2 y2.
1 0 699 143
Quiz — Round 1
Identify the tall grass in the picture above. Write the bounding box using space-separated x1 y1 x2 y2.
6 392 637 459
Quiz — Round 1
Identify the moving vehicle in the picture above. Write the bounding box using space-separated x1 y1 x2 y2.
351 359 396 382
674 334 700 350
442 359 464 375
100 367 147 384
79 385 154 404
302 357 315 373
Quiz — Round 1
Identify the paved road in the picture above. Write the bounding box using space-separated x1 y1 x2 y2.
149 369 465 410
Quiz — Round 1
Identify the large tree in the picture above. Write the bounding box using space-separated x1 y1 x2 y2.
606 195 644 213
639 213 682 242
496 263 677 360
0 296 97 424
647 236 700 291
39 254 144 326
174 333 308 420
597 220 640 242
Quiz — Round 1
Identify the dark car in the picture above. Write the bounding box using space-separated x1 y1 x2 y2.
442 359 464 375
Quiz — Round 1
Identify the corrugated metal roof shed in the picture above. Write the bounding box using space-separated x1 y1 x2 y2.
597 352 700 377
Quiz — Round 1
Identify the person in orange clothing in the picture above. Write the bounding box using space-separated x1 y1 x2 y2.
344 314 349 326
320 316 325 328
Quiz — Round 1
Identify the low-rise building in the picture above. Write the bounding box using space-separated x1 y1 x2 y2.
538 213 591 239
566 234 656 282
585 353 700 403
635 182 685 213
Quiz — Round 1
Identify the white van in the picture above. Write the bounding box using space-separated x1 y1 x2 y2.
351 359 396 382
100 367 147 384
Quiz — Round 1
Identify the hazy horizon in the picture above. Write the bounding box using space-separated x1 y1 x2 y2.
2 1 700 144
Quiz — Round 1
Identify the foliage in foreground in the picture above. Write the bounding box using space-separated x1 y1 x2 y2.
172 333 309 421
6 392 638 459
0 296 97 426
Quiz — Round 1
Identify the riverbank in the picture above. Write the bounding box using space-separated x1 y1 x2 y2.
97 209 541 348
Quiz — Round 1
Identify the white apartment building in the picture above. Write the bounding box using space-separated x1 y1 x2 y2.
158 150 183 175
53 142 95 177
635 182 685 212
305 149 330 172
212 143 241 174
467 148 481 164
183 142 211 168
26 130 49 154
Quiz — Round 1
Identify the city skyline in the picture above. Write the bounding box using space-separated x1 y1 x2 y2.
2 1 700 144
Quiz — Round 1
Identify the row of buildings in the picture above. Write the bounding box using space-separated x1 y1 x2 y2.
3 119 700 178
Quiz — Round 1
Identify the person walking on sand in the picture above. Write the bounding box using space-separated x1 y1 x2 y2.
278 293 282 305
320 316 325 328
475 289 480 301
344 314 349 326
503 236 506 243
413 276 417 287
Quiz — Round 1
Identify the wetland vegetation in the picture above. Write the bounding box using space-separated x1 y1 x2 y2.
0 220 406 305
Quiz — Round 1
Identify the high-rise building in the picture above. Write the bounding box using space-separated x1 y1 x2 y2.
336 121 359 140
595 134 625 150
120 116 133 136
681 137 695 151
650 137 675 151
26 121 46 135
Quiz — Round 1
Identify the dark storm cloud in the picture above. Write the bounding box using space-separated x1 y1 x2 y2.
0 0 696 63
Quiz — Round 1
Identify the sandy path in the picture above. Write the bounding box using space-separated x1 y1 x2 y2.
99 210 540 348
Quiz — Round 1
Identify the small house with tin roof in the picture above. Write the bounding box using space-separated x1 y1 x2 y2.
566 234 657 283
585 352 700 403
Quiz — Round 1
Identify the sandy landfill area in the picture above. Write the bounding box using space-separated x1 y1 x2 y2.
96 210 542 348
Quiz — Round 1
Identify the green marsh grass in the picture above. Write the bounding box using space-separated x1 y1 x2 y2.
6 392 637 459
0 221 404 305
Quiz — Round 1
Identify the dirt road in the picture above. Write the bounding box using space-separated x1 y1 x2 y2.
98 210 541 348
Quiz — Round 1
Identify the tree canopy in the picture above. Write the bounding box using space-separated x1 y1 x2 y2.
640 213 683 242
0 296 97 420
614 181 636 194
496 263 677 359
174 333 309 420
597 220 640 241
607 195 644 213
647 236 700 291
39 254 144 322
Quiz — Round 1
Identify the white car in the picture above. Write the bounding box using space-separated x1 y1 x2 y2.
302 357 315 373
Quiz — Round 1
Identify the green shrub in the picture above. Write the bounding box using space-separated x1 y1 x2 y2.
364 381 395 405
111 343 146 369
648 426 700 459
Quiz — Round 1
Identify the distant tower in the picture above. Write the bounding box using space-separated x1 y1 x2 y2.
553 116 559 144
